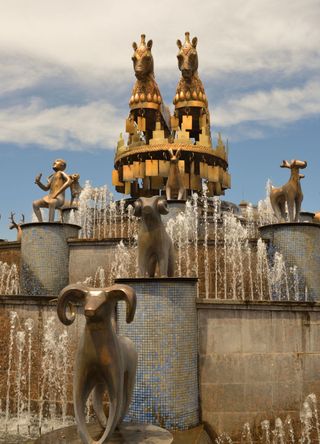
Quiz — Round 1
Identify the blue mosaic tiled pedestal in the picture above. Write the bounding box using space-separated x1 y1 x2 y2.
20 222 80 296
116 277 199 431
260 222 320 301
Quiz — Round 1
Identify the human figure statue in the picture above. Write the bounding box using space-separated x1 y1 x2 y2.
33 159 74 223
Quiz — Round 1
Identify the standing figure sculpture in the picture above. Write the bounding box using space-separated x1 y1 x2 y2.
134 196 174 277
166 148 185 201
270 159 307 222
57 283 137 444
33 159 75 222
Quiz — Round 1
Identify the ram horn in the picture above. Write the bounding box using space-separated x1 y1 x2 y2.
57 284 88 326
106 284 137 324
157 197 169 215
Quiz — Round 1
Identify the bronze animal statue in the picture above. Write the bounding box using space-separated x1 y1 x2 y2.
57 283 137 444
134 196 174 277
9 212 24 241
166 148 185 201
270 159 307 222
174 32 209 141
129 34 170 142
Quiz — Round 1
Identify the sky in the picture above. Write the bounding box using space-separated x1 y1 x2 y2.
0 0 319 240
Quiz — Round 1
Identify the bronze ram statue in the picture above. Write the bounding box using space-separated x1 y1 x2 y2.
57 283 137 444
134 196 175 277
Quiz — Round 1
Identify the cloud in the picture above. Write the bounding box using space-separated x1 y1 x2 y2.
0 0 319 78
0 99 124 150
213 79 320 129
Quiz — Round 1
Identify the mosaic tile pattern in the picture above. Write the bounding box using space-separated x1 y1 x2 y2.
116 278 199 430
260 223 320 301
20 223 79 296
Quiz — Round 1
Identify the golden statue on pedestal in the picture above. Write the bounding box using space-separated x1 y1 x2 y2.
113 33 231 199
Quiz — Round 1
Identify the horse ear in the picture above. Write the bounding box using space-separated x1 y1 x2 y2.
192 37 198 48
176 148 181 159
132 42 138 51
147 39 153 50
177 39 182 49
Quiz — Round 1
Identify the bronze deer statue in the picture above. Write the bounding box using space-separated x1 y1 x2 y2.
165 148 185 201
270 159 307 222
9 212 25 241
57 283 137 444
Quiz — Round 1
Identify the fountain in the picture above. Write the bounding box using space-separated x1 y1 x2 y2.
0 31 320 444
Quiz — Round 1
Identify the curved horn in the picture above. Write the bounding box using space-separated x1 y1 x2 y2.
133 198 142 217
57 284 88 326
106 284 136 324
157 197 169 215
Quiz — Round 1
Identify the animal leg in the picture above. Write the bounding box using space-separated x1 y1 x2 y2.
118 338 138 424
92 383 108 428
167 245 175 277
159 252 169 277
147 255 157 277
166 186 171 201
295 198 302 222
95 377 122 444
73 371 96 444
138 251 148 277
287 200 294 222
178 187 184 200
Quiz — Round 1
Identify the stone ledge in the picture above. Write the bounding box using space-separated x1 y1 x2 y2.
196 298 320 311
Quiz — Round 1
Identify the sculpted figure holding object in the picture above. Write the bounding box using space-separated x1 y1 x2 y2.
33 159 74 223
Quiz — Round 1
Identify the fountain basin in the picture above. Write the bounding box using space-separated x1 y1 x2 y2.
20 222 80 296
259 222 320 301
116 277 199 431
28 423 173 443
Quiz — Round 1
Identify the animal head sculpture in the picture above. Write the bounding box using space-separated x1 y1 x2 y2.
132 34 154 81
177 32 198 81
133 196 169 218
168 148 181 164
280 159 307 171
57 283 136 326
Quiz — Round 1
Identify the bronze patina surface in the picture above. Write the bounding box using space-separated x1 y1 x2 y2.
57 284 137 444
270 159 307 222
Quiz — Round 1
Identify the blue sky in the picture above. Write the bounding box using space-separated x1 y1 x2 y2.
0 0 319 240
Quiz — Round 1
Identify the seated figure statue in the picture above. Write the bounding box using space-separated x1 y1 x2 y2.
33 159 74 222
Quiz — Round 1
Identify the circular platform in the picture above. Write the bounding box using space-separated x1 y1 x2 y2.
31 423 173 444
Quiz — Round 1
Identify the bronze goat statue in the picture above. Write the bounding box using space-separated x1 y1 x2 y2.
57 283 137 444
134 196 174 277
166 148 185 201
270 159 307 222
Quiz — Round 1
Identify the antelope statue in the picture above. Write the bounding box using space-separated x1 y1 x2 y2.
270 159 307 222
9 212 25 241
165 148 185 201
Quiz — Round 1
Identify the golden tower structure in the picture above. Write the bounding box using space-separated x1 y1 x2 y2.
113 33 231 198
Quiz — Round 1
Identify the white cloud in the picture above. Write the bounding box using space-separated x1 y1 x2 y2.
0 0 319 77
0 99 124 150
213 79 320 128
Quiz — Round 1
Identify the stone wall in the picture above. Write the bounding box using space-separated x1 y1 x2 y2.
0 241 20 268
198 300 320 441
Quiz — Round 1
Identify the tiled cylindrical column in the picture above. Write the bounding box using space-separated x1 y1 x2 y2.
20 222 80 296
116 277 199 431
260 222 320 301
